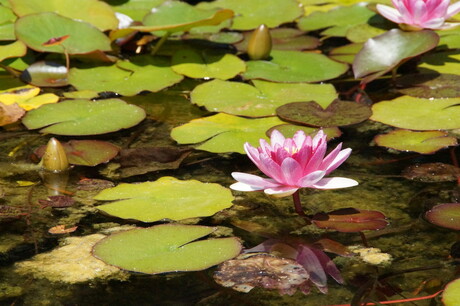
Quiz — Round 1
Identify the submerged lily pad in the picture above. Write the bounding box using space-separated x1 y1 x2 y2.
15 12 112 54
171 113 285 154
402 163 460 182
396 74 460 98
374 130 457 154
312 208 388 232
371 96 460 130
276 100 371 127
244 50 348 83
93 224 242 274
21 61 68 87
425 203 460 230
22 99 146 135
191 79 337 117
353 29 439 83
94 177 234 222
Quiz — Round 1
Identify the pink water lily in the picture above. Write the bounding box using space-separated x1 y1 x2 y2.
230 130 358 198
376 0 460 30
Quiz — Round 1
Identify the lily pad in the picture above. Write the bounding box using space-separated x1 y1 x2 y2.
197 0 303 30
402 163 460 182
171 49 245 80
419 50 460 75
10 0 118 31
266 125 342 140
15 12 112 54
353 29 439 84
298 4 376 37
171 113 286 154
396 74 460 98
69 56 183 96
0 40 26 61
0 5 16 40
276 100 372 127
312 208 388 232
0 102 24 126
191 79 338 117
443 278 460 306
374 130 458 154
425 203 460 231
93 224 242 274
94 177 234 222
21 61 68 87
370 96 460 130
0 85 59 110
329 43 363 64
34 140 120 167
105 0 166 21
243 50 349 83
22 98 146 135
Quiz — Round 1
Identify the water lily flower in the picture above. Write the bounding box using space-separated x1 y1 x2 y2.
230 130 358 198
376 0 460 30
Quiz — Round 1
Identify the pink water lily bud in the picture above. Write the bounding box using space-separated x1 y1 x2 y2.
376 0 460 30
230 130 358 198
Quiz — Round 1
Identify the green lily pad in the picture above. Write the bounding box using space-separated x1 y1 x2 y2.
171 113 285 154
94 177 234 222
21 61 68 87
419 50 460 75
370 96 460 130
243 50 349 83
92 224 242 274
0 40 26 61
396 74 460 98
10 0 118 31
0 5 16 40
329 43 363 64
374 130 458 154
197 0 303 30
171 49 245 80
298 5 376 37
22 98 146 135
191 79 337 117
353 29 439 83
346 22 389 43
276 100 372 127
425 203 460 231
266 125 342 140
443 278 460 306
69 56 183 96
15 12 112 54
312 208 388 232
105 0 166 21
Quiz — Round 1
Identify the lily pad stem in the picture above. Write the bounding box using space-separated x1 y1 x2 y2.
292 190 311 222
151 32 171 56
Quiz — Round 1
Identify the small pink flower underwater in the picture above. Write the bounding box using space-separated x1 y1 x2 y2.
230 130 358 198
376 0 460 30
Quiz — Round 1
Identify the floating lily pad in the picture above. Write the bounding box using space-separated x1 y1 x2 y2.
276 100 371 127
425 203 460 230
171 49 245 80
353 29 439 83
345 16 391 43
22 98 146 135
312 208 388 232
374 130 458 154
0 5 16 40
443 278 460 306
0 102 24 126
244 50 348 83
370 96 460 130
21 61 68 87
419 50 460 75
93 224 242 274
329 43 363 64
396 73 460 98
10 0 118 31
402 163 460 182
197 0 303 30
0 85 58 110
106 0 166 21
15 12 112 54
266 125 342 140
298 4 376 37
0 40 26 61
69 56 183 96
94 177 234 222
171 113 285 154
34 140 120 167
191 79 337 117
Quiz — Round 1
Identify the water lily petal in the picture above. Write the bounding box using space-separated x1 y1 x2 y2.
312 177 358 189
259 152 285 183
446 0 460 18
292 130 308 148
323 148 352 175
264 186 298 197
376 4 404 23
230 182 263 192
281 157 303 185
422 17 447 28
296 245 328 293
299 170 326 187
231 172 279 188
270 129 285 146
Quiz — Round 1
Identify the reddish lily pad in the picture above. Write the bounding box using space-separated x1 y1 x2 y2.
276 100 372 127
425 203 460 230
374 130 458 154
401 163 460 182
21 61 69 87
34 140 120 167
312 208 388 232
396 74 460 98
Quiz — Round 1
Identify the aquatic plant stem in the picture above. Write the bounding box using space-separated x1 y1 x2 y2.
151 32 171 56
292 191 311 223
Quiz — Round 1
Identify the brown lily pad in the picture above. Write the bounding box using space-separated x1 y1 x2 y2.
38 195 75 208
276 100 372 127
312 208 388 232
396 74 460 98
425 203 460 230
0 205 27 219
0 103 25 126
402 163 460 182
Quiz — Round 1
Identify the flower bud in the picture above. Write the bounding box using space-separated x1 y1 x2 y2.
41 138 69 173
247 24 272 60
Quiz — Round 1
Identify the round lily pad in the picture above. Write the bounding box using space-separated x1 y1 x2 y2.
0 40 26 62
375 130 458 154
15 12 112 54
276 100 372 127
94 177 234 222
371 96 460 130
92 224 242 274
22 98 146 135
443 278 460 306
425 203 460 231
329 43 363 64
243 50 349 83
171 113 286 154
419 50 460 75
191 79 337 117
0 5 17 40
396 74 460 99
